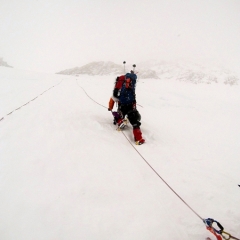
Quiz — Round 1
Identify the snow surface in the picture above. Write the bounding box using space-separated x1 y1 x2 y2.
0 66 240 240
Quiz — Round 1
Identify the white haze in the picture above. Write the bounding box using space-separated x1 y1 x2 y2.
0 0 240 73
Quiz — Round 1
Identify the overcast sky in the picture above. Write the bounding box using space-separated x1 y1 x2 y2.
1 0 239 73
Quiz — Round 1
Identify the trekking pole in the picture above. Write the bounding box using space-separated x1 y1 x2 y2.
123 61 126 74
132 64 136 72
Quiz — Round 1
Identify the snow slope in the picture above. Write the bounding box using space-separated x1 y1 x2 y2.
0 66 240 240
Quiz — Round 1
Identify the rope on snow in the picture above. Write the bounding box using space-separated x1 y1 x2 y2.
78 81 240 240
0 80 62 122
77 81 203 220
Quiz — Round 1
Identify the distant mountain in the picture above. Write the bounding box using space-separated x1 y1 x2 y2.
57 60 239 85
138 60 239 85
137 69 159 79
57 61 160 79
56 61 123 76
0 58 13 68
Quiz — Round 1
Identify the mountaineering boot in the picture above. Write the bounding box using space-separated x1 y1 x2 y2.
117 118 124 128
117 115 128 130
133 128 145 145
117 118 127 129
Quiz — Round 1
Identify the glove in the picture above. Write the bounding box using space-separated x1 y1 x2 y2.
108 108 112 111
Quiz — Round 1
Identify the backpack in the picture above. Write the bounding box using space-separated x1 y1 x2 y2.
113 75 125 98
118 72 137 105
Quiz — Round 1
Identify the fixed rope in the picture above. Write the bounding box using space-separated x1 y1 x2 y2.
0 80 62 122
121 130 203 220
77 82 203 219
78 82 239 240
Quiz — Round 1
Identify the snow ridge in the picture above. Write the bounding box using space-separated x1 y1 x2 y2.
0 58 13 68
56 60 239 84
57 61 123 76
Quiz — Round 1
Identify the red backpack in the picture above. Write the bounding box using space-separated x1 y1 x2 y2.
115 75 125 88
113 75 125 98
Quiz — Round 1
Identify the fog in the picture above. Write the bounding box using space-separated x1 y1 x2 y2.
1 0 239 73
